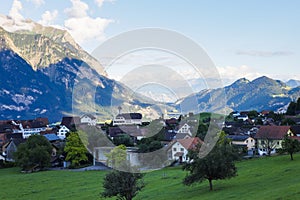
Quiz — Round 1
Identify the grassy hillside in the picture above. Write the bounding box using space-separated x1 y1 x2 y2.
1 154 300 200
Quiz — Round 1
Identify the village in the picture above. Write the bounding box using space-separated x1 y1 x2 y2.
1 106 300 170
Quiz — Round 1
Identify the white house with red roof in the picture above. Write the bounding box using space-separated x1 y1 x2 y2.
255 126 296 156
167 137 202 162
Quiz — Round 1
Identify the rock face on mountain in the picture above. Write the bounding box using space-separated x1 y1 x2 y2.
0 16 106 76
0 21 161 122
0 48 160 122
178 76 300 113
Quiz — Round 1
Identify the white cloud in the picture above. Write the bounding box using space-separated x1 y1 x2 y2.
26 0 45 7
0 1 34 32
64 0 113 46
217 65 262 84
95 0 115 8
9 0 24 21
64 0 89 18
38 10 58 26
95 0 105 8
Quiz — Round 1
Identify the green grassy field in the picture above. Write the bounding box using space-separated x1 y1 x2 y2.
1 154 300 200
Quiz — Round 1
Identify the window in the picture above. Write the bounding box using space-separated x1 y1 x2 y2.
173 148 177 151
180 148 184 151
277 141 280 145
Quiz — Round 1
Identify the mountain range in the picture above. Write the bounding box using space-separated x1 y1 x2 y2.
0 17 299 121
177 76 300 113
0 19 164 122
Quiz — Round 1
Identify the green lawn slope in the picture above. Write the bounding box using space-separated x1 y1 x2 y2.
1 154 300 200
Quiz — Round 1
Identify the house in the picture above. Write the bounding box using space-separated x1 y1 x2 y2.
11 118 49 139
108 125 145 142
167 137 202 162
165 118 178 128
232 111 240 117
177 123 192 135
61 116 80 130
43 134 61 142
57 125 70 140
80 114 97 126
291 126 300 136
227 135 256 155
260 110 271 117
113 113 142 126
92 146 140 167
255 126 295 156
2 137 26 162
237 115 249 122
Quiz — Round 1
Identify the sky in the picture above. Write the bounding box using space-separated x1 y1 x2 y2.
0 0 300 86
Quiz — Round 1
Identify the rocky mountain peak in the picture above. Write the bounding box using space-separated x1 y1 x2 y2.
0 15 106 76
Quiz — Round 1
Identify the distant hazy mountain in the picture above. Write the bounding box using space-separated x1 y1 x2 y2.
286 79 300 88
177 76 300 113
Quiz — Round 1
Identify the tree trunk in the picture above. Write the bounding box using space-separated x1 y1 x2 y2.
290 153 294 161
208 179 213 191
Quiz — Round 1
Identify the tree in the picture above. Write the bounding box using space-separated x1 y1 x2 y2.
297 98 300 111
14 135 52 171
183 132 238 191
281 135 300 160
287 101 297 115
248 110 259 119
137 140 162 153
113 134 134 147
281 118 296 126
196 123 208 140
102 170 144 200
105 145 127 168
64 132 88 167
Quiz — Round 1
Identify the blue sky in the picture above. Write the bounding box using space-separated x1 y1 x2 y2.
0 0 299 83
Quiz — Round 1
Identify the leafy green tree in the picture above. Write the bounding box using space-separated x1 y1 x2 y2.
281 135 300 161
183 132 238 191
102 170 144 200
14 135 52 171
248 110 259 119
64 132 88 167
296 98 300 111
138 140 162 153
281 118 296 126
113 134 134 147
268 111 284 122
287 101 297 115
105 145 127 168
196 123 208 140
255 117 264 125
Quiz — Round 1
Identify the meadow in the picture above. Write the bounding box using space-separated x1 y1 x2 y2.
1 154 300 200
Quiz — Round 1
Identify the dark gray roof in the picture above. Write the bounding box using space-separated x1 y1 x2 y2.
291 126 300 134
116 113 142 120
227 135 250 141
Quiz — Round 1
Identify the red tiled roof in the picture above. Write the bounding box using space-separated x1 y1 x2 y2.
290 136 300 142
177 137 202 150
255 126 291 139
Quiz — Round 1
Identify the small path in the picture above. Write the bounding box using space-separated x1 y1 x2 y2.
49 165 111 172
